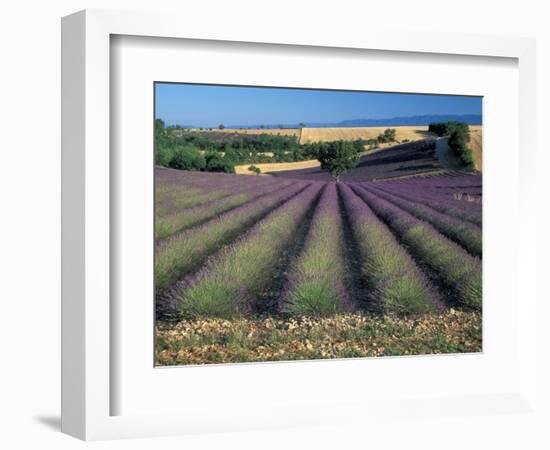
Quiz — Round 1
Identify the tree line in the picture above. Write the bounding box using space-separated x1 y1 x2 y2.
155 119 398 174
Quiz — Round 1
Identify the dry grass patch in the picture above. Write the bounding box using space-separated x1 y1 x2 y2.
235 159 321 174
469 126 483 171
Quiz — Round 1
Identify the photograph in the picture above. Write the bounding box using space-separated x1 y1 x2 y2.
154 83 483 366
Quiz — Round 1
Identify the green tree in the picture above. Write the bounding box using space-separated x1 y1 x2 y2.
429 121 469 137
447 126 473 167
154 118 172 166
169 146 206 171
317 141 359 182
272 148 287 162
383 128 396 142
299 122 306 128
205 152 234 173
218 123 225 130
448 128 468 149
155 118 166 136
155 146 173 166
377 128 397 144
352 139 366 153
224 145 249 164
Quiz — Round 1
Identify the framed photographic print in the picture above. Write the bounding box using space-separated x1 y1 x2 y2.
62 9 539 442
153 82 483 367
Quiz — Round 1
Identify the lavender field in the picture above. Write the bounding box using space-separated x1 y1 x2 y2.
155 166 482 365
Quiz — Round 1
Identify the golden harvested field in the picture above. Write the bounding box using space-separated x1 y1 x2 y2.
469 125 483 171
299 126 433 144
193 125 432 143
235 159 320 174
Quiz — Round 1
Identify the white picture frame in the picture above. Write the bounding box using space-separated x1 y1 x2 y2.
61 9 538 441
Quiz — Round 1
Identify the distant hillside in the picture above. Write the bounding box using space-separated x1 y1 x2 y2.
225 114 482 130
336 114 482 127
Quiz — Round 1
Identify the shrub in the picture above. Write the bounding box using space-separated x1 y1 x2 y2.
459 147 474 166
376 128 397 144
205 152 235 173
224 146 250 164
383 128 396 142
352 139 366 153
448 127 468 148
169 145 206 171
155 145 173 167
248 165 261 175
447 126 473 168
365 138 379 150
155 118 166 136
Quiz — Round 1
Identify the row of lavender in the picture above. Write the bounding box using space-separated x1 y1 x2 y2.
156 168 293 215
370 174 482 225
155 180 311 293
156 178 294 239
155 170 482 319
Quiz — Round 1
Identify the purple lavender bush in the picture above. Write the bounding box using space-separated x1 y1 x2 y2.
350 184 482 310
339 183 436 314
175 184 324 319
155 181 307 291
360 184 482 257
282 184 355 315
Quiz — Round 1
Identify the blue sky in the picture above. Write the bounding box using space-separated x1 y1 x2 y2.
155 83 482 127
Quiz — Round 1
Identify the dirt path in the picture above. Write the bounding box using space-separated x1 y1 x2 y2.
434 138 464 170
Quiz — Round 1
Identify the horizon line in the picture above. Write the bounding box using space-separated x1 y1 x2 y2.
157 113 483 129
